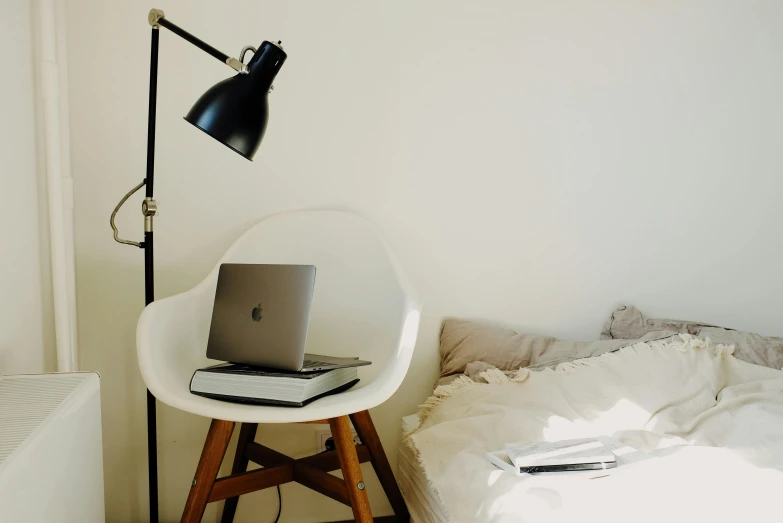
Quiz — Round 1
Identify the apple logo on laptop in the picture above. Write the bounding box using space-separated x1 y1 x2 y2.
251 303 263 322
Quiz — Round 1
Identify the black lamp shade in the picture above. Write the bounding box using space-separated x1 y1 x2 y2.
185 41 287 160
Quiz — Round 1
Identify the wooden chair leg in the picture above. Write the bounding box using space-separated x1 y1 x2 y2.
330 416 373 523
181 419 235 523
350 410 410 521
220 423 259 523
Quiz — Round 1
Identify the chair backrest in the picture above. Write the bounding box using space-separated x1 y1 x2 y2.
140 209 420 418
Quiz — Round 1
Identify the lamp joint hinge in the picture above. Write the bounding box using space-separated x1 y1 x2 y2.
226 57 249 74
148 9 165 28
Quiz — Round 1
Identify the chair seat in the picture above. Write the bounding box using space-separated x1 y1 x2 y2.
136 210 420 423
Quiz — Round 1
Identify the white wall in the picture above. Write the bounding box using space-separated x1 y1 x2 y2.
64 1 783 521
0 1 54 374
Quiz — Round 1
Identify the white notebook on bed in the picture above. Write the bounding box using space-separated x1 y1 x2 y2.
505 438 616 470
486 436 650 477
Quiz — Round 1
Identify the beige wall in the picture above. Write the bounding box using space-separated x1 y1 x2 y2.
65 1 783 522
0 1 54 375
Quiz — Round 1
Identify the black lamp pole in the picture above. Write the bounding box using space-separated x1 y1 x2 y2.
109 9 286 523
143 23 159 522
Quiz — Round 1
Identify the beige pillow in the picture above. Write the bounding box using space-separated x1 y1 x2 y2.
601 305 783 370
438 318 633 386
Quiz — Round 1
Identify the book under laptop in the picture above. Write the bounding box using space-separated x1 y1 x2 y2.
190 364 360 407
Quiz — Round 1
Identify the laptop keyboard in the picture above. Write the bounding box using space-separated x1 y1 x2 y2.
302 359 327 369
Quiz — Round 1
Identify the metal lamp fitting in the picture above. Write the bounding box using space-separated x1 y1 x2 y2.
148 9 165 28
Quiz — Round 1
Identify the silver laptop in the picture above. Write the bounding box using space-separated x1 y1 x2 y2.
206 264 371 373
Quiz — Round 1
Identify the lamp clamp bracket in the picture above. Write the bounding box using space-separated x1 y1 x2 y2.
143 198 158 233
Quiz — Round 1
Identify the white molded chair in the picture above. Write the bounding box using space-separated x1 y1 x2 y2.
136 210 420 523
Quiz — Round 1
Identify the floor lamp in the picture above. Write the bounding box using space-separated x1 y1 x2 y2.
109 9 287 522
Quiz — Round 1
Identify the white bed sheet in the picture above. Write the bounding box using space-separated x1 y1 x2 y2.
405 335 783 523
399 414 450 523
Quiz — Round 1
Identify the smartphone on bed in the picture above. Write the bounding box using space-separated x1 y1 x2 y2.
519 461 618 474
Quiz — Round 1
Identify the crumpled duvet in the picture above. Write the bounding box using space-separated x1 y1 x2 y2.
405 335 783 523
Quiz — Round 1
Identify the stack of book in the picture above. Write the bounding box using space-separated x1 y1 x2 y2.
190 363 360 407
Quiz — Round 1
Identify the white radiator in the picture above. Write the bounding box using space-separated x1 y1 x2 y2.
0 372 105 522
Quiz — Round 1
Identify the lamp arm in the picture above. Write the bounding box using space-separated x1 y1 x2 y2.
148 9 247 73
110 179 146 248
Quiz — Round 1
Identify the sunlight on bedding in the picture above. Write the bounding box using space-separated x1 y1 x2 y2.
479 445 783 523
542 398 650 441
486 469 504 487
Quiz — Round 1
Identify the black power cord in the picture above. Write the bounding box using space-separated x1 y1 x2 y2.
272 485 281 523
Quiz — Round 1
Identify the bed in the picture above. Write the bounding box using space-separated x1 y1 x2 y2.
399 307 783 523
399 414 450 523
